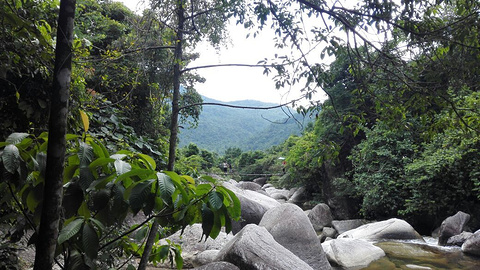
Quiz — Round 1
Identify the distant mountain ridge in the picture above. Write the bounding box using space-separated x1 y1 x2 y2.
178 96 312 153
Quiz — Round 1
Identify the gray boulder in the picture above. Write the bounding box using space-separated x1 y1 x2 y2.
331 219 368 234
462 231 480 256
438 211 470 246
287 186 307 204
253 177 268 186
321 238 385 268
193 261 240 270
307 203 334 232
319 227 338 242
259 203 331 270
236 181 262 191
222 182 281 234
338 218 424 241
157 224 233 268
215 224 314 270
192 250 220 267
447 231 473 246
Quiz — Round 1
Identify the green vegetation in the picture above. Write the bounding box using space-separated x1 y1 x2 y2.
1 0 480 268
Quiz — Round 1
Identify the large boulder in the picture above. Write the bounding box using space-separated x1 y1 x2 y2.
235 181 262 191
331 219 368 234
338 218 424 241
287 186 307 205
157 224 233 268
321 238 385 268
193 261 240 270
438 211 470 246
462 231 480 256
253 177 268 186
215 224 314 270
222 182 281 234
307 203 334 232
259 203 331 270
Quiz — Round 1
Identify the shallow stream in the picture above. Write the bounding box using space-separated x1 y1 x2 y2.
361 237 480 270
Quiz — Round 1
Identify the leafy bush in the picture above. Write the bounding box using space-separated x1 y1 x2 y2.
0 132 240 269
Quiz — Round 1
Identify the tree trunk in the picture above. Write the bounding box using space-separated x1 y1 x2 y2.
33 0 76 269
138 1 185 269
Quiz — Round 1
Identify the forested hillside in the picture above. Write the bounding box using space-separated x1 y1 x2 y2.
179 97 311 153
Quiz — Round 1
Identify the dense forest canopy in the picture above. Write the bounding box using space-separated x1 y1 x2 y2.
1 0 480 268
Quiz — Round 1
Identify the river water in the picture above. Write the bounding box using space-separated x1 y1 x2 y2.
360 237 480 270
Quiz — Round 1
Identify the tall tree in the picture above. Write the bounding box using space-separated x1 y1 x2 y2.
33 0 77 269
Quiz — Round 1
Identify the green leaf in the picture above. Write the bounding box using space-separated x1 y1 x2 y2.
208 191 223 211
115 169 154 184
210 210 222 239
129 179 154 214
78 142 95 166
115 159 132 175
89 157 115 170
174 248 183 269
157 172 175 199
196 184 212 196
82 222 99 259
6 133 30 145
58 218 84 245
201 204 214 241
2 144 21 174
217 186 241 219
137 153 156 170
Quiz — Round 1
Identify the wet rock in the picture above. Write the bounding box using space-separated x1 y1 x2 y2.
338 218 424 241
321 238 385 268
438 211 470 246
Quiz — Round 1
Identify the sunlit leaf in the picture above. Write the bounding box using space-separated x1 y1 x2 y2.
58 218 83 245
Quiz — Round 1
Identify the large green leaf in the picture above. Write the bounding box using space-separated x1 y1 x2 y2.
201 204 214 241
78 142 95 167
58 218 84 245
208 191 224 211
137 153 156 170
217 186 241 219
2 144 21 174
129 179 154 215
82 222 99 259
5 133 30 145
157 172 175 199
114 159 132 175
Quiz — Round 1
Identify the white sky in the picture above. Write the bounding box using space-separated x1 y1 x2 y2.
119 0 328 104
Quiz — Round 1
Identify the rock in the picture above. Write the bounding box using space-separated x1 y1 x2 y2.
192 250 221 267
270 193 288 201
438 211 470 246
262 183 274 189
193 261 240 270
405 264 433 269
462 231 480 256
331 219 368 234
321 238 385 268
287 186 307 204
157 224 233 268
253 177 268 186
447 231 473 246
307 203 334 232
235 181 262 191
319 227 337 242
215 224 314 270
338 218 424 241
259 203 331 270
222 182 281 234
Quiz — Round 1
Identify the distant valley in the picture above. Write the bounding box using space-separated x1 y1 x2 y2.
178 96 313 153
